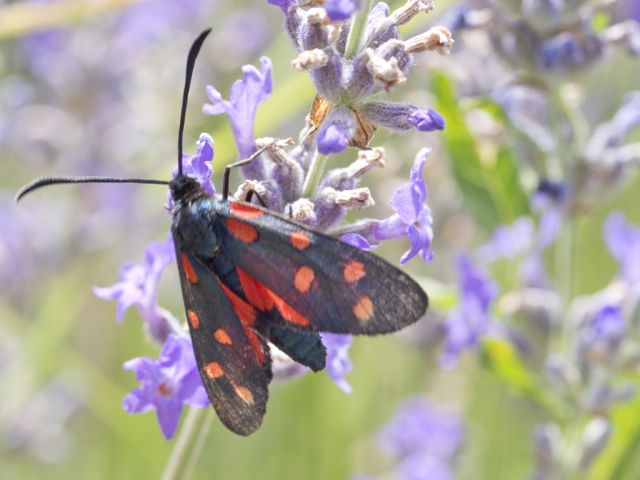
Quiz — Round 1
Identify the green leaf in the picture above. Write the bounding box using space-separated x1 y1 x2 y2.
431 71 529 232
480 338 546 405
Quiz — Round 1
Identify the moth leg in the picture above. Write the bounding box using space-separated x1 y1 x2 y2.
244 189 267 208
222 145 271 200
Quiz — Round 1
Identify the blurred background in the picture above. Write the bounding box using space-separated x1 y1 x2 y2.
1 0 639 479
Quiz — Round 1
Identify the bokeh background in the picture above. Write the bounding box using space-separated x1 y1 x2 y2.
1 0 639 479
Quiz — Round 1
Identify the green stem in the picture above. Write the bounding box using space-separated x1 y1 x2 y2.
161 407 209 480
344 0 373 59
181 409 215 479
302 153 327 198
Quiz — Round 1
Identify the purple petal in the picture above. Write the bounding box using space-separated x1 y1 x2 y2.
340 233 376 250
390 148 430 224
267 0 298 14
408 108 446 132
604 212 640 284
122 388 154 414
155 399 183 440
203 56 273 158
325 0 360 21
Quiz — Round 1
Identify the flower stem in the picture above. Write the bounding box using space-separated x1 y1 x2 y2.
344 0 373 59
302 153 327 198
161 407 209 480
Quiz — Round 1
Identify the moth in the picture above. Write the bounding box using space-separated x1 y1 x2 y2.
17 30 429 435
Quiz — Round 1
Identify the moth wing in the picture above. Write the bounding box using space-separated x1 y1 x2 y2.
218 201 428 336
175 246 270 436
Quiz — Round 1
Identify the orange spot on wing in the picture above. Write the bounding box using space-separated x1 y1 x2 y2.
187 309 200 329
217 279 256 326
213 328 232 345
267 289 311 327
344 261 366 284
226 218 258 243
230 202 264 219
290 230 311 250
237 267 274 311
180 253 198 284
294 266 315 293
204 362 224 379
230 381 255 405
353 296 374 322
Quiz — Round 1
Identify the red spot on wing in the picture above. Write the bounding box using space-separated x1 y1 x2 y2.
344 261 366 284
290 230 311 250
237 266 274 311
213 328 232 345
236 267 310 327
294 266 315 293
243 327 266 365
180 253 198 284
187 309 200 329
216 278 266 365
217 278 256 326
267 289 311 327
204 362 224 379
226 218 258 243
230 202 264 219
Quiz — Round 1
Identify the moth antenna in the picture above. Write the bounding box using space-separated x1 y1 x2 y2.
15 176 169 203
178 28 212 176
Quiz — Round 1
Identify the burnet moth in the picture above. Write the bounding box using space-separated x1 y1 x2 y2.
16 29 429 435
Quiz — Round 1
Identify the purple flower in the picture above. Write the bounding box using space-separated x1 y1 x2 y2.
604 212 640 284
168 133 215 208
361 103 445 133
322 333 353 393
93 235 175 343
441 255 497 367
123 335 209 440
316 108 354 155
376 148 434 264
374 398 463 480
325 0 360 21
203 56 273 160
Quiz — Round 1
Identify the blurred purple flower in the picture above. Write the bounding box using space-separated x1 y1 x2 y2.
123 335 209 440
477 217 535 264
203 56 273 161
604 211 640 284
441 255 498 367
376 148 434 264
93 235 175 343
322 333 353 393
578 305 626 363
168 133 215 208
373 398 463 480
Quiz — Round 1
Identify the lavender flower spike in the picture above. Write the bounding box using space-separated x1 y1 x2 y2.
122 335 209 440
203 56 273 161
441 255 497 367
